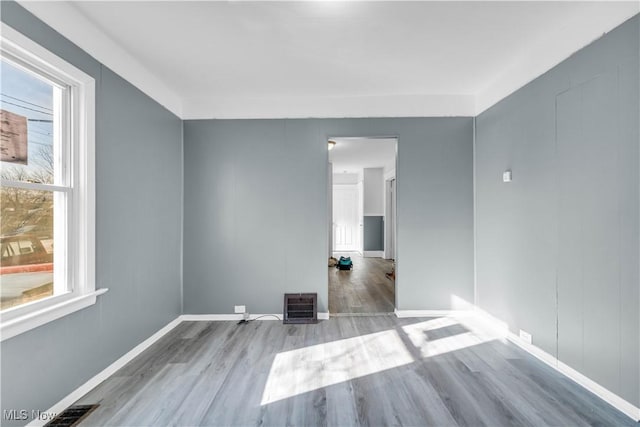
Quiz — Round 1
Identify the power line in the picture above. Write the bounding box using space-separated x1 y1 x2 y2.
1 93 52 112
1 100 53 116
28 123 52 132
30 120 52 128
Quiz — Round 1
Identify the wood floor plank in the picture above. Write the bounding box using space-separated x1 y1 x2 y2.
167 323 257 426
74 316 636 427
507 357 635 427
323 319 360 427
201 322 288 426
329 252 395 314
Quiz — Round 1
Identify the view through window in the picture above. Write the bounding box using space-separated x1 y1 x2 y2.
1 59 59 310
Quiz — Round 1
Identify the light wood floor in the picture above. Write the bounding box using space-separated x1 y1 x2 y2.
75 316 634 426
329 252 395 314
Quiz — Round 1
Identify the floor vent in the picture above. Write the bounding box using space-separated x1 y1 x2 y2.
283 293 317 324
45 404 99 427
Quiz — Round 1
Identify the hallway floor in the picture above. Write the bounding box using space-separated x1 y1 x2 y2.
329 252 395 314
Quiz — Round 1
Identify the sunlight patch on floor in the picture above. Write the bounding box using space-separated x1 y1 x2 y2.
261 316 499 405
402 319 492 358
261 329 414 405
408 316 460 331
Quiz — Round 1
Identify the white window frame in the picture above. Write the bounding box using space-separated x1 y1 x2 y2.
0 23 105 341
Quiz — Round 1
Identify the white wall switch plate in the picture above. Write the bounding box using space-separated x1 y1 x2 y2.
503 170 512 182
234 305 246 314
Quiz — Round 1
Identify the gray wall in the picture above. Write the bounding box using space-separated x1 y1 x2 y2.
363 216 384 251
363 167 384 215
0 2 183 424
475 14 639 407
184 118 474 313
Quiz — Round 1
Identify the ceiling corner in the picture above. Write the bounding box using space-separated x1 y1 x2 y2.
17 0 184 118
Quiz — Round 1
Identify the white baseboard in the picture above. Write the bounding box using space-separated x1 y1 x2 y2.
394 309 471 318
28 317 183 427
182 313 330 321
363 251 384 258
181 313 282 321
473 309 640 422
551 354 640 421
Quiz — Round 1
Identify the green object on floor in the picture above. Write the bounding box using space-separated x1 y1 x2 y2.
337 256 353 270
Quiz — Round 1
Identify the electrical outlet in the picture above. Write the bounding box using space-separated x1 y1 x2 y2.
234 305 246 314
519 329 532 344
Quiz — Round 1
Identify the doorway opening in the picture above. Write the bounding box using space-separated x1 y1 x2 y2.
327 137 397 315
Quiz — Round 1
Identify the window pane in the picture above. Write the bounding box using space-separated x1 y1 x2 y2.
0 59 56 184
1 187 55 310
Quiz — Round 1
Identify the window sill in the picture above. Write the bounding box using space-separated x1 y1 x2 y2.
0 288 108 342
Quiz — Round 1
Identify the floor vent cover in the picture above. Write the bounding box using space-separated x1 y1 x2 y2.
283 293 317 324
45 404 99 427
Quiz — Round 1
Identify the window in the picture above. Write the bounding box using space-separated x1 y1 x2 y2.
0 24 100 341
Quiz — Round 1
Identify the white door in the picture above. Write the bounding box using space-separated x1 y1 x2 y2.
333 186 359 251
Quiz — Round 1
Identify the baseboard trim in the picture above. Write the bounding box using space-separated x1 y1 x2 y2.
363 250 384 258
331 312 395 317
181 312 331 321
181 314 281 321
394 309 471 318
28 317 183 427
474 309 640 422
506 332 640 421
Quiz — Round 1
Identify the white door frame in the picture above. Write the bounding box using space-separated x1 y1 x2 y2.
384 175 396 260
328 162 333 257
326 135 399 312
356 179 364 255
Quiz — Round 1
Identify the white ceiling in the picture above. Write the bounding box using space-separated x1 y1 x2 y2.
18 1 639 119
329 137 397 175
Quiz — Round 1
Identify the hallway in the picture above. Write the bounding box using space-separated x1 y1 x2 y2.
329 252 395 314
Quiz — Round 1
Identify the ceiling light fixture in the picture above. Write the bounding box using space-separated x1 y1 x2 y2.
328 140 336 150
